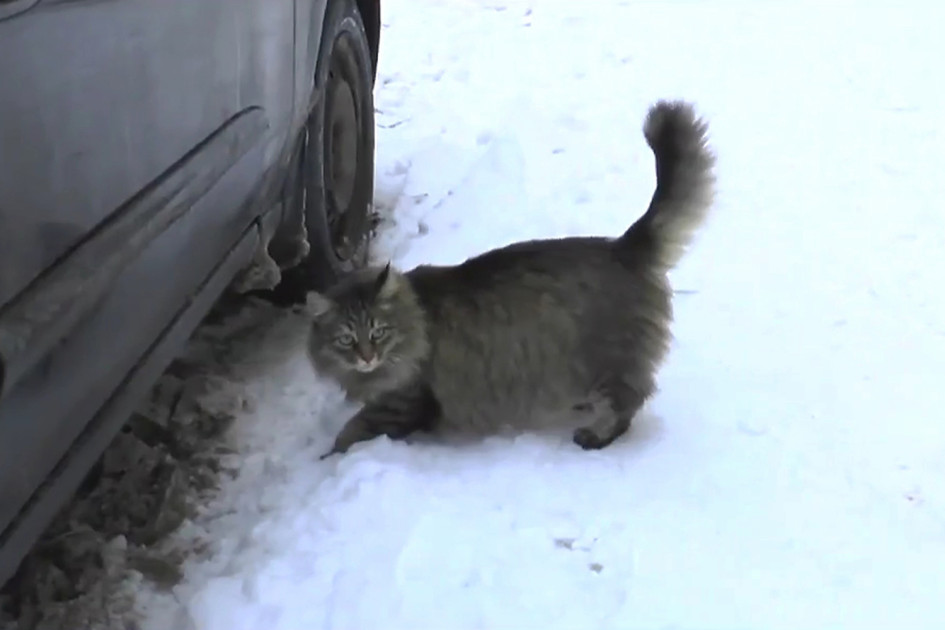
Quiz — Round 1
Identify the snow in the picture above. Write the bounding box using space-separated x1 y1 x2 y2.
141 1 945 628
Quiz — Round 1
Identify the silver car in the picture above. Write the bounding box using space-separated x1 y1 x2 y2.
0 0 380 585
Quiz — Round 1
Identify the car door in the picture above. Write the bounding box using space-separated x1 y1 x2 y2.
0 0 296 547
0 0 247 308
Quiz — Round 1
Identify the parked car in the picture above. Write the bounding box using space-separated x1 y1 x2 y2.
0 0 380 586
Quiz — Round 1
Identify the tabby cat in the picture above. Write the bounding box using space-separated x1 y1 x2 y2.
306 99 716 458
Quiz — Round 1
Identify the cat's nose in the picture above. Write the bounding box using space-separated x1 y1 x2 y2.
354 349 379 372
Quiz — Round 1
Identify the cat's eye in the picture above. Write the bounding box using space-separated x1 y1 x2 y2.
368 326 389 342
334 333 355 347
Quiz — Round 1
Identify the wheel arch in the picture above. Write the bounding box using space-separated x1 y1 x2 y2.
261 0 377 301
315 0 379 86
354 0 380 82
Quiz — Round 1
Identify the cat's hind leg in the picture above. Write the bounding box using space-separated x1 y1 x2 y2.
572 379 650 450
572 409 631 450
321 382 441 459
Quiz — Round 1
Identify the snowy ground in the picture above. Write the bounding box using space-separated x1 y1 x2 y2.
8 0 945 628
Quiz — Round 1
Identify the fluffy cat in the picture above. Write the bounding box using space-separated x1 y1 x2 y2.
306 99 716 458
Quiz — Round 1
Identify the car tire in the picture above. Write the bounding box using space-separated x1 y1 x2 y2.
270 0 376 303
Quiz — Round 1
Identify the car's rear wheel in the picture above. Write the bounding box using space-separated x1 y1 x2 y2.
268 0 375 303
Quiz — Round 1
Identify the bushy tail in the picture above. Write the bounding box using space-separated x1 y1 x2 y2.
617 100 716 269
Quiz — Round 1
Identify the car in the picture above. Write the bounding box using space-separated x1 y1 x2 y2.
0 0 380 586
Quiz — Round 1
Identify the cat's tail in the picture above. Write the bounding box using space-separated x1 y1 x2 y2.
616 99 716 269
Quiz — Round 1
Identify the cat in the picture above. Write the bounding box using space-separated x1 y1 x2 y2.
306 99 716 458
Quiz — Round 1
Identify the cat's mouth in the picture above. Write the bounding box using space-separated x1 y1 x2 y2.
354 358 382 373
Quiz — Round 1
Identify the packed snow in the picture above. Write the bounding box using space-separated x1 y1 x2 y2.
134 1 945 628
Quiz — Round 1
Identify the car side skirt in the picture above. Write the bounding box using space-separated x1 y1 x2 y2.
0 226 259 587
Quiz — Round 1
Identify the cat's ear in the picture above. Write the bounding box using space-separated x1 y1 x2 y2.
303 291 334 319
373 262 399 299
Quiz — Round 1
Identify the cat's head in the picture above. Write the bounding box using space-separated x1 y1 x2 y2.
304 264 428 380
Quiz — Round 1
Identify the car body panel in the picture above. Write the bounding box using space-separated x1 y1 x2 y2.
0 223 261 587
0 0 381 589
0 0 40 22
0 107 269 539
0 0 343 586
0 0 299 306
0 109 270 399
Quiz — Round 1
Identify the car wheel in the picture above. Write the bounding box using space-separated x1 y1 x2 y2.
270 0 376 303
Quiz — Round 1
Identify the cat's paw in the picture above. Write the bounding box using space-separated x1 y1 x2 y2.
572 427 606 450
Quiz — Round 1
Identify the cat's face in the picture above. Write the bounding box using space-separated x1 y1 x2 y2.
306 265 411 376
312 304 400 373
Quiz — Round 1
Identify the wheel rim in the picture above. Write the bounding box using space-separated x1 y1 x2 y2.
321 33 362 263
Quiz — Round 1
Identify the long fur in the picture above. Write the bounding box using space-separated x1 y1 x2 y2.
307 99 717 457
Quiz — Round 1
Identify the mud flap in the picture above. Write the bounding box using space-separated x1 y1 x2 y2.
230 235 283 294
231 188 312 295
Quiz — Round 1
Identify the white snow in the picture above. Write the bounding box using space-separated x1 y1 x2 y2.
143 1 945 628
